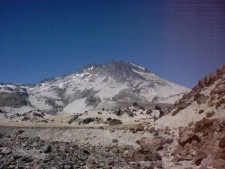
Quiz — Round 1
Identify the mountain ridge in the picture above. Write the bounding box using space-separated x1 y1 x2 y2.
40 60 151 84
0 60 189 115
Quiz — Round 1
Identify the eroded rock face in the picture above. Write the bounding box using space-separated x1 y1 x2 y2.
173 118 225 168
172 65 225 116
85 95 101 107
0 91 29 108
160 66 225 168
198 65 225 88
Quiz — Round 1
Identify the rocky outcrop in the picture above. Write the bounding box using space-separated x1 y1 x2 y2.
85 95 101 107
124 136 170 168
109 119 122 125
172 65 225 116
195 150 207 165
0 91 30 108
193 117 214 132
137 137 165 152
173 118 225 168
178 127 200 146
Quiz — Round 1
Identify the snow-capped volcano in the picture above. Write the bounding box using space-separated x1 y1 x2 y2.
0 61 189 114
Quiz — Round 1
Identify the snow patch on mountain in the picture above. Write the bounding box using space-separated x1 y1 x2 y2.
130 63 146 71
0 61 190 115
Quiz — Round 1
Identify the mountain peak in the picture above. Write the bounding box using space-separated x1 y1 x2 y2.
0 60 190 114
77 60 151 83
81 60 148 71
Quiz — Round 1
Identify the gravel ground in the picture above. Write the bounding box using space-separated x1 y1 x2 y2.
0 126 163 169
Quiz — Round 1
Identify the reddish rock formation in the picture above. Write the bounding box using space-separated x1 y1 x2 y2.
137 137 164 152
172 65 225 116
178 127 200 146
219 137 225 148
195 150 207 165
175 118 225 168
125 137 164 164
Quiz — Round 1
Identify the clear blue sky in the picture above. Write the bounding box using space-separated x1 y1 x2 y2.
0 0 224 87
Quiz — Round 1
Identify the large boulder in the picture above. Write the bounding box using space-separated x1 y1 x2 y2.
195 150 207 165
0 148 12 155
178 127 200 146
196 94 209 104
43 144 51 153
172 145 188 157
83 118 95 124
130 124 144 133
137 137 164 152
109 119 122 125
194 118 214 132
125 137 163 164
